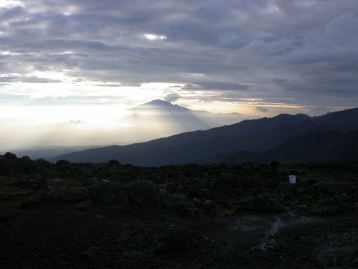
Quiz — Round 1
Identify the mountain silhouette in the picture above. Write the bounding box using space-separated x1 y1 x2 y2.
54 108 358 165
130 99 243 133
132 99 210 131
139 99 190 112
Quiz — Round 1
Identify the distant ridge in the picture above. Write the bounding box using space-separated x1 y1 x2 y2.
54 108 358 165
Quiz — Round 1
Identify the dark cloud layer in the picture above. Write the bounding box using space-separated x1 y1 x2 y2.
1 0 358 111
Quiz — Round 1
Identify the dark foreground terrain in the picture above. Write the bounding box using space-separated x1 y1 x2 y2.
1 153 358 268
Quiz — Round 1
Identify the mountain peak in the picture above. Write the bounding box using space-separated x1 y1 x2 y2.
270 113 310 125
274 113 309 119
146 99 173 106
140 99 189 112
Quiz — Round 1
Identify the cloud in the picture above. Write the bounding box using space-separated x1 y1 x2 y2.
256 106 269 113
192 81 250 91
0 76 60 83
0 0 357 114
143 33 167 41
164 92 181 102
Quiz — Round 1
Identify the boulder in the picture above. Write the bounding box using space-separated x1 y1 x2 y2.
75 200 94 210
20 188 90 208
50 187 90 203
160 191 194 210
19 192 48 208
155 229 204 256
160 191 200 216
213 177 240 195
309 198 339 216
239 193 285 212
88 182 128 204
128 180 161 208
279 182 296 200
165 182 177 193
14 176 48 191
0 159 11 176
82 177 101 186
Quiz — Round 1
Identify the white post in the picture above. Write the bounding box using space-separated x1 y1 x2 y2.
289 175 296 184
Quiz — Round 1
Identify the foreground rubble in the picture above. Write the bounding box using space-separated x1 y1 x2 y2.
1 154 358 268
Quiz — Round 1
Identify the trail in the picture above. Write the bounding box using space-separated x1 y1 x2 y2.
228 212 320 253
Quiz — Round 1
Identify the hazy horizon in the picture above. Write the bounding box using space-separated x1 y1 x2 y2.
2 105 356 159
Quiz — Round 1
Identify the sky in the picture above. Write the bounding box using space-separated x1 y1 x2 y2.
1 0 358 151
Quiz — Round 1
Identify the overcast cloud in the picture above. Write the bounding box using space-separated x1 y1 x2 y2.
1 0 358 110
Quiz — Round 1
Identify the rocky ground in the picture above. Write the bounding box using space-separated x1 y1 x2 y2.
0 153 358 268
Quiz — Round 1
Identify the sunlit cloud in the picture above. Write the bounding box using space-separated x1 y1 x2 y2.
178 98 305 115
0 51 21 56
0 0 24 9
143 33 167 41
